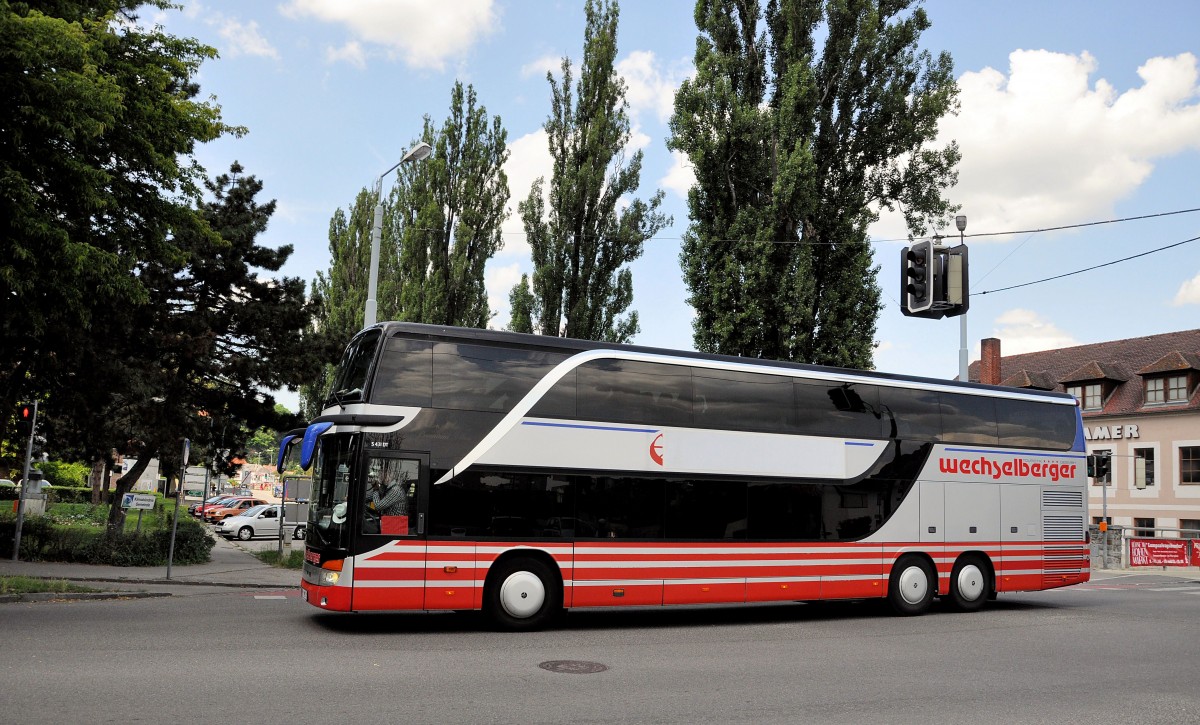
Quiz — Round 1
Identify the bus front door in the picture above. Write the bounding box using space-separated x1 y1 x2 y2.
352 452 428 611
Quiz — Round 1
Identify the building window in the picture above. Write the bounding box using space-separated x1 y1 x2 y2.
1146 374 1188 405
1182 446 1200 484
1167 375 1187 402
1068 383 1103 411
1092 516 1112 525
1134 448 1155 488
1180 519 1200 537
1133 518 1156 537
1145 378 1163 404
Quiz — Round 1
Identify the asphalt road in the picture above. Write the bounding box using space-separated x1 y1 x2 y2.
2 573 1198 724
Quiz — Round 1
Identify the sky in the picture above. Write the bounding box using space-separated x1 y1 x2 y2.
153 1 1200 413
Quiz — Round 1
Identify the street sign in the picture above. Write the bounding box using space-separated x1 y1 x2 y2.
121 493 156 510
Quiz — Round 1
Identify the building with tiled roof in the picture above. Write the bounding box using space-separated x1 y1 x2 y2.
967 330 1200 539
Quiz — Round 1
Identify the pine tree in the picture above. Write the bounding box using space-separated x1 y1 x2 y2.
515 0 670 343
669 0 960 368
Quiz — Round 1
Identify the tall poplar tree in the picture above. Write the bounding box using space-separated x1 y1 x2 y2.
306 83 509 415
515 0 669 343
669 0 960 368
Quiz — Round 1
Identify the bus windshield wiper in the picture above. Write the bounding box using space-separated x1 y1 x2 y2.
329 387 362 406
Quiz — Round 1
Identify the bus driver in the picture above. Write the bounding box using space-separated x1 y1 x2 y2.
364 468 409 534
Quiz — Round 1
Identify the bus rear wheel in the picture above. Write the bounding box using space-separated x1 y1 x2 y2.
485 557 561 631
949 555 991 612
888 556 935 616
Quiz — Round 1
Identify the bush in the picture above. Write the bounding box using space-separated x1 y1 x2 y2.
40 461 89 488
0 511 215 565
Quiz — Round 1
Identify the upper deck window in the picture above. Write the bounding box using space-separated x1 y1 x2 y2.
326 330 382 406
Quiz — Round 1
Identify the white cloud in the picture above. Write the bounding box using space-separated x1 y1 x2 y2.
521 54 561 79
616 50 686 124
485 262 524 330
871 51 1200 240
499 129 553 259
990 309 1080 355
1173 271 1200 305
282 0 499 70
219 18 279 59
661 150 696 200
326 41 366 69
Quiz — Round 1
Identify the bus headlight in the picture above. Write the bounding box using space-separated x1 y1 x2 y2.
320 570 340 586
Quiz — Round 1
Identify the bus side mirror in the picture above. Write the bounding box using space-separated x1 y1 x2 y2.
276 429 305 475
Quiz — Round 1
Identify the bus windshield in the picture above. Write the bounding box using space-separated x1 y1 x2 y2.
325 329 381 406
307 433 357 550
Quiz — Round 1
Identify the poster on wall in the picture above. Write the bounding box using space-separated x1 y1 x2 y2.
1129 538 1190 567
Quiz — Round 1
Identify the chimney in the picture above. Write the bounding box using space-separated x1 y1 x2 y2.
980 337 1002 386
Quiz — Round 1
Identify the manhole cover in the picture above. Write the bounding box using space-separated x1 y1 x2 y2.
538 660 608 675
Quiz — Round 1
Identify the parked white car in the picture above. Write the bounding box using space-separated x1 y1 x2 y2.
216 504 306 541
216 504 282 541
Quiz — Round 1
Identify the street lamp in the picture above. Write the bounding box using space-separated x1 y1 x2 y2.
955 215 968 382
364 141 433 328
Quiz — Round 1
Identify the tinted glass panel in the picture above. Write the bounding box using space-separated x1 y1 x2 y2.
370 338 432 407
428 470 573 538
794 381 883 439
694 370 794 433
664 479 748 539
578 360 692 427
529 369 577 418
996 399 1077 450
432 343 566 413
575 476 664 538
327 330 381 405
877 387 943 441
940 393 999 445
745 476 914 542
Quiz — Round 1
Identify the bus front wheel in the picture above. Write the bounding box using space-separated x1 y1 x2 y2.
888 556 935 616
485 557 561 631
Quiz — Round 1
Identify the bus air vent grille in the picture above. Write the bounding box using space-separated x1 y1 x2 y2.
1042 490 1083 509
1043 514 1084 541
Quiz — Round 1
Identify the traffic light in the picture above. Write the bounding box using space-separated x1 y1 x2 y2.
16 402 35 437
901 240 939 314
1087 453 1112 482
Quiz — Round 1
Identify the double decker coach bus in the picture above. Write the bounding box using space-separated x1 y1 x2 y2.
280 322 1089 630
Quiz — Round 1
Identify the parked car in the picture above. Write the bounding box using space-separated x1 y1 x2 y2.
216 504 281 540
195 496 240 518
0 479 16 489
189 496 227 516
204 497 267 523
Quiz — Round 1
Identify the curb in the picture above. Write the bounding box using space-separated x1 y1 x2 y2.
4 574 300 589
0 591 172 604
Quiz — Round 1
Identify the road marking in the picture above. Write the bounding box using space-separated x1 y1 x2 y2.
254 595 287 600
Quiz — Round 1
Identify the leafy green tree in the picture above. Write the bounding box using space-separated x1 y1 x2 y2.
515 0 670 343
0 0 241 440
384 82 510 327
90 163 322 532
306 82 509 414
669 0 960 367
507 274 536 334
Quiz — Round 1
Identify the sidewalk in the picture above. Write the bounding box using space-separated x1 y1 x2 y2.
0 534 299 591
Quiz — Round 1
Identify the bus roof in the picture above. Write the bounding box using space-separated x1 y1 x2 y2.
366 321 1078 405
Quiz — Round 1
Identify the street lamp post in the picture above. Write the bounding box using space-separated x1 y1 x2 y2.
364 141 433 328
955 214 968 382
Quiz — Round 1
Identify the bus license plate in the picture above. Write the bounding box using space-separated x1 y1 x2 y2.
302 588 308 602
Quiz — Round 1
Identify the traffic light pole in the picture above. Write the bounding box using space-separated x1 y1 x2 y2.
11 401 38 561
959 313 969 383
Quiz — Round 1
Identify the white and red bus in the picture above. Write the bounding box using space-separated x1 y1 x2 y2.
281 322 1089 629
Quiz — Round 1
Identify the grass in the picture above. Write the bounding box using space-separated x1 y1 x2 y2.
253 548 305 569
0 575 99 595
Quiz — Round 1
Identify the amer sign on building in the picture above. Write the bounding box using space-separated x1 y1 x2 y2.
969 330 1200 538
